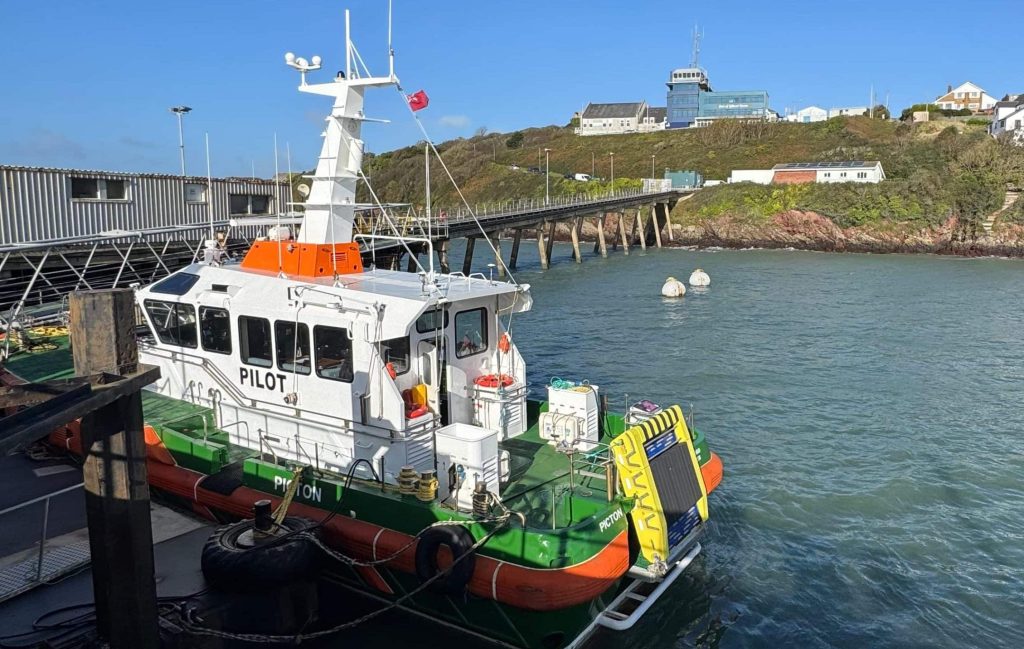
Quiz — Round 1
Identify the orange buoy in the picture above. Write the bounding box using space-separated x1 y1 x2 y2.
498 333 511 354
386 362 397 379
701 452 723 494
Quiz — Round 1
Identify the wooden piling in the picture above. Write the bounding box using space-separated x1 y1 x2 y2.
651 204 663 248
463 237 476 275
662 202 675 241
617 212 630 255
509 228 523 270
636 209 648 251
69 289 160 649
494 236 506 278
537 222 549 270
570 217 583 264
438 239 450 274
545 221 556 263
595 214 608 257
406 252 419 273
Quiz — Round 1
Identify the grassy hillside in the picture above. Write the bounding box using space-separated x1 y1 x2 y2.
358 117 1024 228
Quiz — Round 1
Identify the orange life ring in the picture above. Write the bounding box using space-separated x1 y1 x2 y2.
473 373 515 389
498 333 511 354
406 404 430 419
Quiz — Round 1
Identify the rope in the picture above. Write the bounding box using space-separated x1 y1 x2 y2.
176 514 513 643
272 466 305 526
394 86 520 287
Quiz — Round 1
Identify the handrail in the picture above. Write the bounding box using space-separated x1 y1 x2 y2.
0 482 83 517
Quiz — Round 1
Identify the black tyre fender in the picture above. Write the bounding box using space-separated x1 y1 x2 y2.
414 525 476 596
201 516 322 591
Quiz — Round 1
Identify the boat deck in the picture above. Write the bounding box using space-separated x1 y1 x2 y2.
3 333 621 529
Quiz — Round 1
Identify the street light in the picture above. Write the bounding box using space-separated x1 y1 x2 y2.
544 148 551 205
609 152 615 184
169 106 192 176
651 154 656 179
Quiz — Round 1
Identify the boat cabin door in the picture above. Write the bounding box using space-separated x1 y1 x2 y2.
416 339 442 419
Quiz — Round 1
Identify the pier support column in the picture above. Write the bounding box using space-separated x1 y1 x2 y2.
570 217 583 264
651 204 663 248
462 237 476 275
438 240 450 274
509 228 523 270
537 223 549 270
636 209 648 251
546 221 556 263
494 236 506 278
70 289 160 649
662 202 675 241
617 212 630 255
595 213 608 257
406 251 419 272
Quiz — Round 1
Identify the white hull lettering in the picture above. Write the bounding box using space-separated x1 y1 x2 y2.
239 368 288 393
273 474 323 503
599 508 624 532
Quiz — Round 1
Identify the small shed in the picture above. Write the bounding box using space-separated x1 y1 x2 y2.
664 170 703 189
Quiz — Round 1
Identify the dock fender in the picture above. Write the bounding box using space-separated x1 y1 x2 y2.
414 525 476 596
201 516 322 591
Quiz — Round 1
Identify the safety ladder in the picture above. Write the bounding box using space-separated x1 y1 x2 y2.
596 542 702 631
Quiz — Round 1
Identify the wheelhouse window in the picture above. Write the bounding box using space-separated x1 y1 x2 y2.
455 308 488 358
143 300 197 348
71 177 127 200
151 272 200 296
229 193 272 215
238 316 273 367
275 321 311 375
314 325 353 382
200 307 231 354
379 337 410 375
415 309 447 334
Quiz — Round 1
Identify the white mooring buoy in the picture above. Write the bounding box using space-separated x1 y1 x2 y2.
661 276 687 297
689 268 711 287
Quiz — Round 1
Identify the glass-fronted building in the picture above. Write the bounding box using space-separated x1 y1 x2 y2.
666 67 772 128
695 90 771 125
666 68 710 128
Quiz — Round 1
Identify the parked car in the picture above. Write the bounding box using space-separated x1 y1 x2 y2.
574 173 592 182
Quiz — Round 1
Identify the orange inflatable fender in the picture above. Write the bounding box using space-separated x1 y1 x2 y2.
701 452 723 494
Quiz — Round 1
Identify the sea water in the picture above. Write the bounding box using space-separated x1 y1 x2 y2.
491 243 1024 649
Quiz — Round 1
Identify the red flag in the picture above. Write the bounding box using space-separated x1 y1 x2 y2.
407 90 429 112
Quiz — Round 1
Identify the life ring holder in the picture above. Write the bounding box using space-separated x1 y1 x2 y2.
474 373 515 389
414 525 476 595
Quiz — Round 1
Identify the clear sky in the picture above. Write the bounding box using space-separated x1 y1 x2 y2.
1 0 1018 177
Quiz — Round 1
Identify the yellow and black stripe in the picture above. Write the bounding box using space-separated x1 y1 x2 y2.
610 405 709 565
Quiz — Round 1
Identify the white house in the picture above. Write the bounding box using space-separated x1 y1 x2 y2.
934 82 997 112
828 106 868 118
576 102 646 135
640 106 668 132
729 161 885 185
990 94 1024 142
786 106 828 123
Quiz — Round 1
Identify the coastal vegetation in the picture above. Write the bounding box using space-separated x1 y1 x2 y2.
357 116 1024 248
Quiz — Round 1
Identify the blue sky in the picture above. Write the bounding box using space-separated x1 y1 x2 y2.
1 0 1018 177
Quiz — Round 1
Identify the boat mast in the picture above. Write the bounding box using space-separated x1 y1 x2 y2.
285 9 397 245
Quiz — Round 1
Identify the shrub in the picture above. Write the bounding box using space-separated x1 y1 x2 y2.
505 132 524 149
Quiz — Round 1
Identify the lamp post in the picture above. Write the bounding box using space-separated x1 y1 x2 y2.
609 152 615 184
544 148 551 205
169 106 192 176
651 153 656 179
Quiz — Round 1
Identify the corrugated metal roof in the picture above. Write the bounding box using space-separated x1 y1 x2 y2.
582 102 645 119
0 164 285 185
772 161 880 170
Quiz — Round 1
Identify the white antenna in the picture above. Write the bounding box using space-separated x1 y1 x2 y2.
388 0 394 79
345 10 352 80
691 24 703 68
425 145 434 278
204 133 214 240
274 133 284 277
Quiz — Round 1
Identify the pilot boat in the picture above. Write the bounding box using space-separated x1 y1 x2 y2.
33 10 723 648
